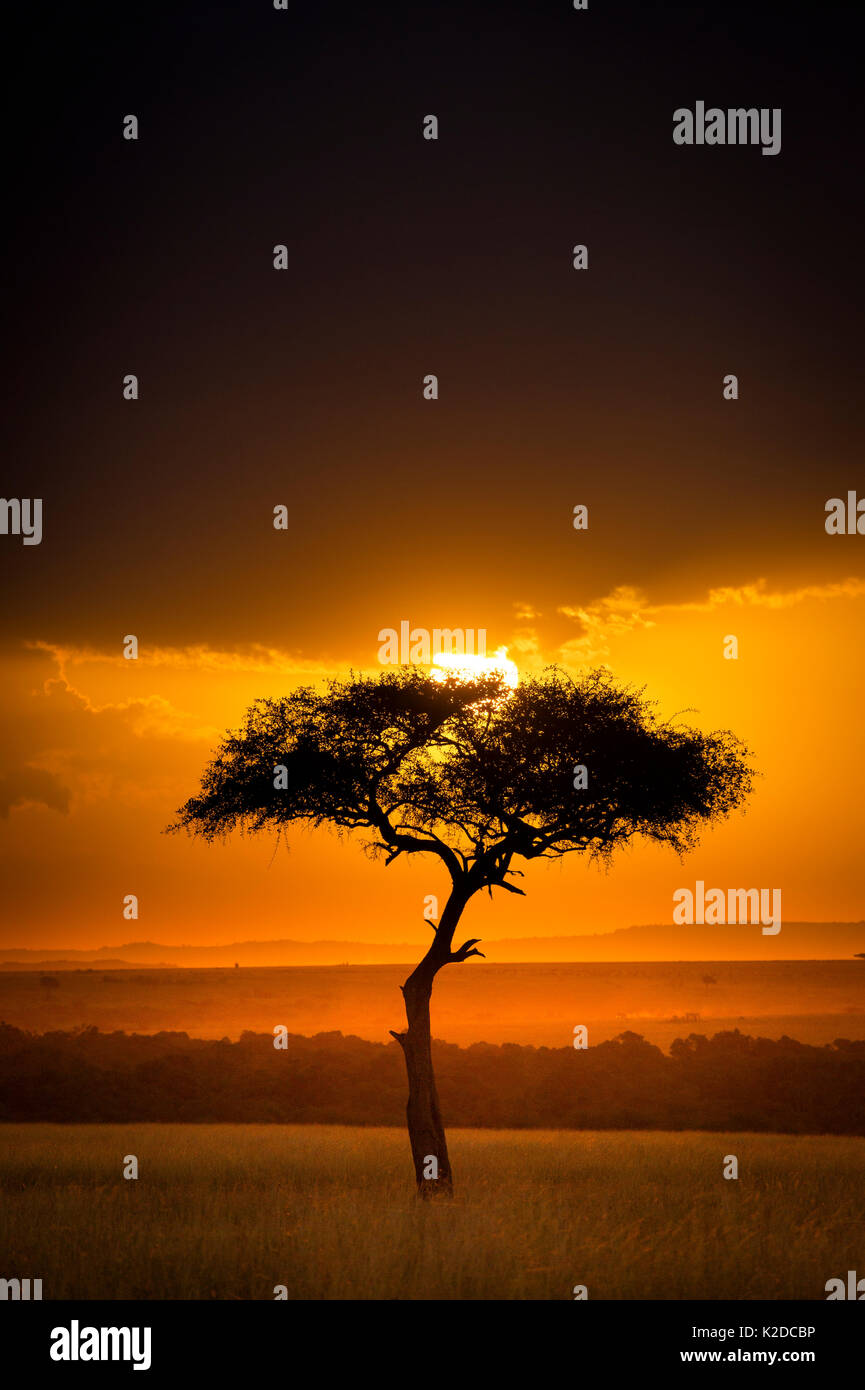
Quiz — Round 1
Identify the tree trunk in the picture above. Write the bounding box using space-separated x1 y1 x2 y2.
400 962 452 1196
391 887 469 1198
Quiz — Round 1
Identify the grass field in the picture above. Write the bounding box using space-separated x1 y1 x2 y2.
1 1124 861 1299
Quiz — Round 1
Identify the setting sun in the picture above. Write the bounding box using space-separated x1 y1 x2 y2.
431 645 520 688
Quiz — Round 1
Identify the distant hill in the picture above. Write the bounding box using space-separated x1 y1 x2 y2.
1 921 863 968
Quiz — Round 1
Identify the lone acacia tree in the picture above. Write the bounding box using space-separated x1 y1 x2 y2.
169 665 753 1197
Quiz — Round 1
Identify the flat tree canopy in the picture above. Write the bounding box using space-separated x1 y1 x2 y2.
169 666 753 889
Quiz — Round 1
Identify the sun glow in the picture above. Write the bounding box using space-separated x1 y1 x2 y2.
431 645 520 689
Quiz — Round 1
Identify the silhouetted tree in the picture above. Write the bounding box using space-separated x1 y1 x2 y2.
169 666 753 1196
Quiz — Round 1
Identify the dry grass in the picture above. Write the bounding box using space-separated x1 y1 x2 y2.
1 1124 861 1299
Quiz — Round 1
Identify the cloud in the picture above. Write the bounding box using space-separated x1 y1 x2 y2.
28 640 338 679
0 650 225 818
684 577 865 611
0 638 380 820
33 670 217 744
557 586 656 664
513 602 541 622
0 766 70 818
553 577 865 667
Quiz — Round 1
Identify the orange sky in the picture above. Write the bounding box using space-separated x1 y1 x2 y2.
2 572 863 953
3 1 863 959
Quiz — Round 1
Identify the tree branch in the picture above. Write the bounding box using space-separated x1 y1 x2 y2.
493 879 526 896
448 938 485 963
369 798 463 884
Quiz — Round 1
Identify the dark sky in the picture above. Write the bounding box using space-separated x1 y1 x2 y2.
4 0 863 653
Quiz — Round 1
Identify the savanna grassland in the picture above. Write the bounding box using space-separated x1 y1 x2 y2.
1 1124 860 1300
2 960 863 1048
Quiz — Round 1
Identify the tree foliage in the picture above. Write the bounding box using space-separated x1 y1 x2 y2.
169 666 754 900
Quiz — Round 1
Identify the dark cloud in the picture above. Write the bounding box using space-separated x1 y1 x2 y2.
0 766 70 818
